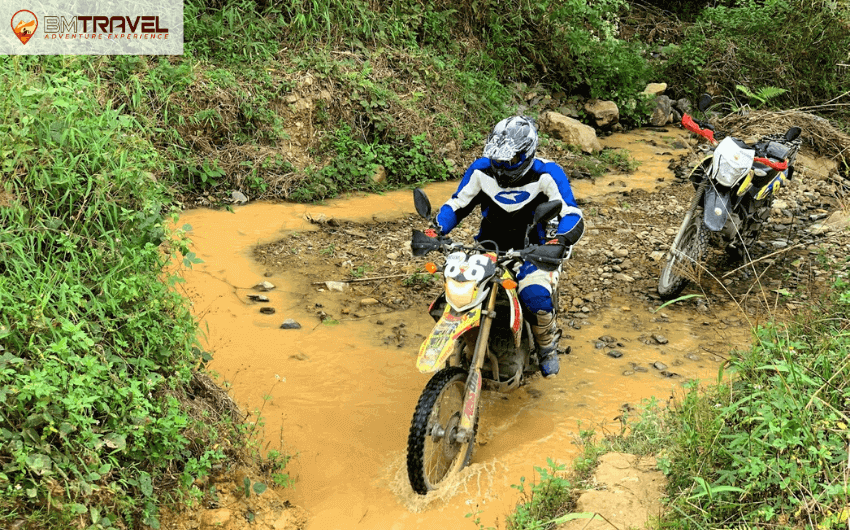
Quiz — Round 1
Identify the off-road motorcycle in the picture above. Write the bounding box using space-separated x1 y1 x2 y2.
657 94 802 299
405 188 565 495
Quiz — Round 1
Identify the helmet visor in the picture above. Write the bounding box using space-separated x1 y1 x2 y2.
491 152 527 170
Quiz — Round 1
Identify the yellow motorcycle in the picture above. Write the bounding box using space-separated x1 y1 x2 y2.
405 188 563 494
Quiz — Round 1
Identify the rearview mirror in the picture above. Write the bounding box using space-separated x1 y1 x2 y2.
697 94 713 113
413 188 432 220
533 200 561 226
785 126 801 143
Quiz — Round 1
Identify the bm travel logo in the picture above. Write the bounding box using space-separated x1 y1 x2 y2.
2 2 183 55
11 9 37 44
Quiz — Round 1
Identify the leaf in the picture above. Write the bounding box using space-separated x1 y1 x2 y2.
25 453 53 476
104 433 127 451
252 482 267 495
139 471 153 498
653 294 704 313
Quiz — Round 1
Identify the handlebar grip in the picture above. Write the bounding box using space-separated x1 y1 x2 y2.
754 157 788 171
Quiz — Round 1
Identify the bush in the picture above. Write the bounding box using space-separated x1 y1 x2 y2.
661 0 850 107
0 56 230 530
660 272 850 527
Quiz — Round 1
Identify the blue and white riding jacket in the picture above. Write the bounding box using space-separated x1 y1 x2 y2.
436 157 584 252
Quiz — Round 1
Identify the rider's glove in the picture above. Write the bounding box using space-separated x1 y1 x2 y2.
545 237 568 259
425 228 439 238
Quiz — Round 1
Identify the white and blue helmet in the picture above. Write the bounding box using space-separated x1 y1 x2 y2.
483 115 539 187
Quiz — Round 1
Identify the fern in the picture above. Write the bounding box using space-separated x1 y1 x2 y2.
736 84 788 108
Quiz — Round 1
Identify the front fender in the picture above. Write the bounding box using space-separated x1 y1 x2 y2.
703 186 731 232
416 306 482 373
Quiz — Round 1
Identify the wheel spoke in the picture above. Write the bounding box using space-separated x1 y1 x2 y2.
408 367 477 494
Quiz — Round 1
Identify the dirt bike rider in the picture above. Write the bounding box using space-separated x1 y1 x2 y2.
430 115 584 378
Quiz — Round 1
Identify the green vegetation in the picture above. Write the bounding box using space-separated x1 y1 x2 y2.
0 56 240 528
496 269 850 530
656 279 850 528
660 0 850 115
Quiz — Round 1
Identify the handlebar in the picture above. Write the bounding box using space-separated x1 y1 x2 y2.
682 114 794 171
682 113 716 145
411 230 563 271
753 157 788 171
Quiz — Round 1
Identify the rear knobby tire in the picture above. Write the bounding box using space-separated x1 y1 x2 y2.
407 367 476 495
658 211 710 299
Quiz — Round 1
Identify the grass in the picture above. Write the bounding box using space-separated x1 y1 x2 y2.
492 267 850 530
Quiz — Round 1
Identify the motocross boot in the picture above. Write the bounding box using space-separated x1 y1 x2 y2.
531 310 560 378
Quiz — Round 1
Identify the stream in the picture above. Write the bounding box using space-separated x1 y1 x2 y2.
175 129 749 529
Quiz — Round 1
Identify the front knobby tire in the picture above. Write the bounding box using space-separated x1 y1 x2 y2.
407 367 476 495
658 211 710 299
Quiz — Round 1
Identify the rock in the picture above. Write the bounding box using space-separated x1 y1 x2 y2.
599 335 616 343
260 307 276 315
289 353 309 360
247 294 269 302
584 99 620 128
255 281 275 291
643 83 668 96
201 509 232 528
807 224 830 235
615 273 635 283
559 453 665 530
825 210 850 229
652 334 669 344
607 350 624 358
649 251 665 261
650 95 673 126
271 506 309 530
280 319 302 329
652 361 668 370
325 281 347 292
230 190 248 204
675 98 692 115
613 248 629 258
622 370 635 376
538 111 602 153
360 298 380 306
371 165 387 185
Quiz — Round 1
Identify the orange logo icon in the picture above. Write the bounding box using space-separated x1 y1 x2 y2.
11 10 38 44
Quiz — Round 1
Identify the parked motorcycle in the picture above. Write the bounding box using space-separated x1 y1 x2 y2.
405 188 564 494
657 94 802 299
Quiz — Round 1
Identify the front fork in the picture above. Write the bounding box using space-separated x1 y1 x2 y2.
670 180 708 253
454 283 499 443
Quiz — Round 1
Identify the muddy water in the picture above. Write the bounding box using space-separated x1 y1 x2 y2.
177 129 747 529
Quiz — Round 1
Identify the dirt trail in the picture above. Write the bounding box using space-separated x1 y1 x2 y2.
168 128 849 530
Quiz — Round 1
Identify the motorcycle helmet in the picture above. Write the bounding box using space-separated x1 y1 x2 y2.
483 115 539 187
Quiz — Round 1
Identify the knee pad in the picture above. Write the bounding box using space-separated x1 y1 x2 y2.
519 284 553 314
